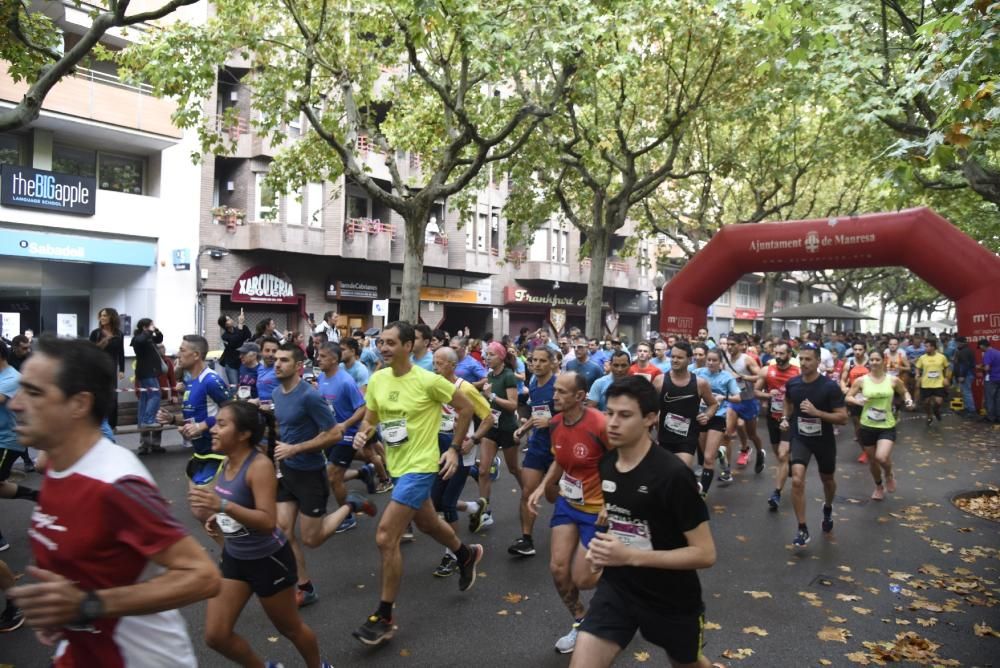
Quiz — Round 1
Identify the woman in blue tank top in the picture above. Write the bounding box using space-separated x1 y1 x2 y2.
188 401 331 668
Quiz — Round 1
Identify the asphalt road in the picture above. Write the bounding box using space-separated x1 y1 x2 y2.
2 412 997 667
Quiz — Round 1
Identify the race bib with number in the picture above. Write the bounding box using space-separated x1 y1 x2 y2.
382 418 409 446
866 407 887 423
927 370 940 379
439 412 456 433
798 416 822 436
532 404 552 421
490 409 501 424
770 396 784 414
559 472 584 502
237 385 252 401
663 412 691 437
608 518 653 551
216 512 249 538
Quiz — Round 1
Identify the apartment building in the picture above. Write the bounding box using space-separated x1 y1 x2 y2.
0 1 202 346
198 64 655 348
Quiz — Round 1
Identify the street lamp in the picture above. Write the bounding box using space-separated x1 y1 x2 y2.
653 271 666 333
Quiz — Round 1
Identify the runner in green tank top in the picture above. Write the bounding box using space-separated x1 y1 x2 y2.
845 350 912 501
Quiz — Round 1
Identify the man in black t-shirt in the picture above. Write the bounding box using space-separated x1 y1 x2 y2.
573 376 716 668
781 343 848 548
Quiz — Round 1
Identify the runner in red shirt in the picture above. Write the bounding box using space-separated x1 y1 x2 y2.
628 342 663 382
755 341 800 511
10 337 220 667
528 371 609 654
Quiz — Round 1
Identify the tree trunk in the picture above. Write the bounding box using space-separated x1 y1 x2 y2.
878 297 886 333
894 306 902 333
399 206 430 323
797 282 810 335
905 307 913 329
584 226 612 339
762 273 778 338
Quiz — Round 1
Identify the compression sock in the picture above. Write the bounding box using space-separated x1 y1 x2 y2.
13 485 38 502
700 468 715 493
298 581 314 593
455 543 472 564
377 600 394 620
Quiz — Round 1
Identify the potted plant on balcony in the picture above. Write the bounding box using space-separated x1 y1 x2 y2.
211 206 246 232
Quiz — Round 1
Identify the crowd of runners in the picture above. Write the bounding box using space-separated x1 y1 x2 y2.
0 318 997 667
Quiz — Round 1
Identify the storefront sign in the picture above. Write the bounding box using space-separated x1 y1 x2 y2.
1 165 96 216
172 248 191 271
231 267 297 305
614 292 649 314
419 287 489 304
734 308 759 320
327 280 381 300
504 286 610 309
0 227 155 266
549 308 567 335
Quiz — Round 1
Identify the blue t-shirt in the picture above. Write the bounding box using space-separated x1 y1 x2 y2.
693 368 740 417
590 349 610 371
272 379 336 471
360 345 381 374
237 364 259 399
587 374 616 411
257 364 278 402
317 368 366 445
341 360 370 388
514 356 526 394
182 368 231 454
0 366 22 452
650 357 672 374
527 375 556 453
565 358 604 390
411 350 435 372
984 347 1000 382
455 355 487 384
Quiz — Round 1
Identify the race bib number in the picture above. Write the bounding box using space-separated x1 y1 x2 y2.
866 407 887 423
770 396 784 414
532 404 552 421
608 518 653 551
491 409 501 424
798 416 822 436
663 412 691 437
216 512 248 537
237 385 252 401
382 418 409 447
927 370 940 379
559 472 584 502
439 412 456 433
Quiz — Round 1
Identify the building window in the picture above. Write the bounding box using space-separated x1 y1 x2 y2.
307 182 323 227
285 188 303 225
256 173 277 219
98 153 143 194
53 145 97 178
476 212 487 251
465 219 474 249
737 281 759 308
490 209 500 253
559 230 569 264
715 289 731 306
528 229 548 262
0 134 23 166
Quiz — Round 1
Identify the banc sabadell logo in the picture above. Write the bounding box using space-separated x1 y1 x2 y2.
18 238 86 259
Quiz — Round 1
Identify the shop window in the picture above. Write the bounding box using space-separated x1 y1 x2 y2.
99 153 143 194
256 173 276 220
0 134 23 166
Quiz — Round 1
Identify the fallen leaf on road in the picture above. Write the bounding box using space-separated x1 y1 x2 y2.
838 565 852 572
704 621 722 630
974 622 1000 638
496 610 508 616
817 627 851 643
743 590 772 599
503 592 524 603
819 660 832 666
845 650 872 664
742 626 768 636
895 618 911 625
836 593 862 602
633 651 650 662
400 649 411 657
915 617 937 627
267 637 278 643
852 607 871 615
829 616 847 623
721 648 754 659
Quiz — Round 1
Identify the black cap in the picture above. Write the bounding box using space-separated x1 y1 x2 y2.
237 341 260 354
364 327 380 337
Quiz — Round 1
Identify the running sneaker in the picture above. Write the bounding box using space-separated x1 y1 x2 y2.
508 536 536 557
717 445 728 470
376 478 394 494
335 515 358 534
857 451 868 464
480 512 495 529
489 455 501 481
554 621 580 654
346 492 377 517
136 444 151 456
434 554 458 578
718 469 734 483
264 662 284 668
0 536 9 552
871 485 885 501
353 614 394 646
469 497 489 533
358 463 377 495
767 491 780 511
458 544 484 591
296 588 319 608
821 505 834 533
792 528 811 548
0 606 24 633
754 449 766 475
149 445 167 454
926 417 933 426
736 449 750 468
402 522 415 543
885 475 896 493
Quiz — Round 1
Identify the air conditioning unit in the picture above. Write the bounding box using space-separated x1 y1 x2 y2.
226 181 235 192
230 91 239 102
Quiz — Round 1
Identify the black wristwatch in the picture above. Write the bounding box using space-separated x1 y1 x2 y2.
77 591 105 624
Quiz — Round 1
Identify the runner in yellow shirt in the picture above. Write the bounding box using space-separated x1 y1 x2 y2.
914 338 950 426
350 321 484 646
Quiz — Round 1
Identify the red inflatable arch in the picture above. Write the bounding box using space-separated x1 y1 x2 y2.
659 207 1000 347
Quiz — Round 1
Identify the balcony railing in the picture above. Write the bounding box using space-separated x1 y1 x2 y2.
74 66 154 94
346 217 395 239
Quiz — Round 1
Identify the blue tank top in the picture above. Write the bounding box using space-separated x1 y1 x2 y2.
527 375 556 453
213 450 286 559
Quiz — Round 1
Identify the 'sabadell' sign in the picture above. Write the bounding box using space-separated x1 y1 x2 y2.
1 165 96 216
231 267 297 304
